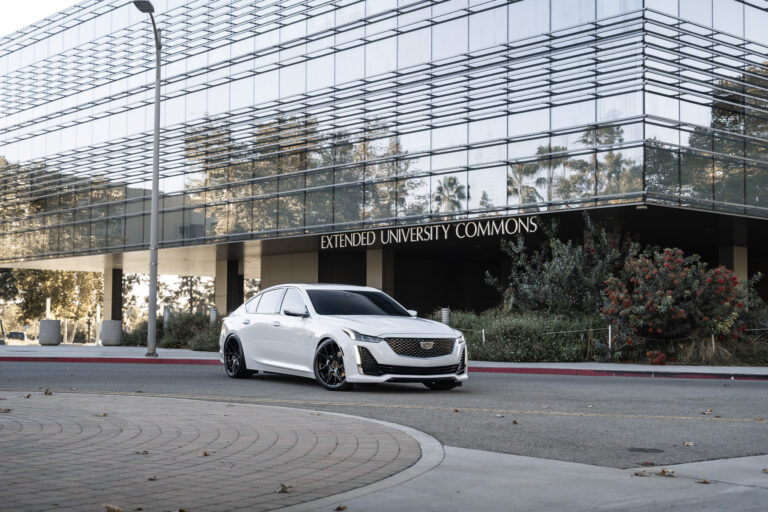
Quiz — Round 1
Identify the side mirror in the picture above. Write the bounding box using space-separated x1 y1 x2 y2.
407 309 418 317
284 307 309 318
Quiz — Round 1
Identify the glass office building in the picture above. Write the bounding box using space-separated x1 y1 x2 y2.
1 0 767 313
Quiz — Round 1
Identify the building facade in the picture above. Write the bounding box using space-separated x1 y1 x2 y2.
1 0 767 316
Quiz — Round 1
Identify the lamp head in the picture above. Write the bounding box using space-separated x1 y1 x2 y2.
133 1 155 13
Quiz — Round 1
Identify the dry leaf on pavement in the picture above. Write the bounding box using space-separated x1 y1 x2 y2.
762 468 768 474
0 408 12 413
335 507 347 511
24 394 31 399
93 413 108 417
277 483 292 494
633 471 649 477
658 469 676 477
44 388 52 395
512 420 519 425
639 462 655 466
135 450 149 455
495 414 504 418
683 441 695 447
104 505 123 512
146 476 157 481
701 408 712 415
697 479 711 484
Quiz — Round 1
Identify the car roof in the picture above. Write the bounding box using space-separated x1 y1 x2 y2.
262 283 380 293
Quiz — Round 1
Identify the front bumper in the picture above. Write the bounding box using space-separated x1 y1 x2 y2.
345 342 469 383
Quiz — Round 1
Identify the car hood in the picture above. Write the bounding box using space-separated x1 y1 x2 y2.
321 315 460 338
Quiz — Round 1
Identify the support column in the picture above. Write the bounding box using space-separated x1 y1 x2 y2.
260 251 318 289
215 257 244 315
719 246 748 283
101 260 123 345
366 248 394 296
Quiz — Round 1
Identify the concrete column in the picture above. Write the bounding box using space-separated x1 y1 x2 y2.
260 252 318 289
366 248 394 295
719 245 748 283
103 268 123 322
215 258 245 315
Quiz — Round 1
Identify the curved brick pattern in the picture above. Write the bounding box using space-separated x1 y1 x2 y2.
0 392 421 512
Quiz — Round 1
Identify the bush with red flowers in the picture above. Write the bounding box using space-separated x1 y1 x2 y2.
602 247 747 348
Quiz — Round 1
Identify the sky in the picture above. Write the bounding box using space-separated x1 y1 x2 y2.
0 0 80 38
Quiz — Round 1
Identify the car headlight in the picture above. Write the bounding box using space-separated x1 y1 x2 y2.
343 329 384 343
456 334 465 344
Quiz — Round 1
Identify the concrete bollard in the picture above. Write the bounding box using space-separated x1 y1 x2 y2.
101 320 122 346
38 320 62 345
441 308 450 325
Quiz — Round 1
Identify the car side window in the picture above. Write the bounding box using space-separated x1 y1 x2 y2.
280 288 307 315
255 288 285 314
244 295 261 314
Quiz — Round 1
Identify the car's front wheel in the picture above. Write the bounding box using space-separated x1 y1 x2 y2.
423 380 460 390
313 339 352 390
223 338 253 378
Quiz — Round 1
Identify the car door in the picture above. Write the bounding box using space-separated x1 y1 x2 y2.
272 287 314 373
247 288 286 367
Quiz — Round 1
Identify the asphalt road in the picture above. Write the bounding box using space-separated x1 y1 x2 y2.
1 361 766 469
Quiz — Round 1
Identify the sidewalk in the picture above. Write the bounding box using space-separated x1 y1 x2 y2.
1 343 767 380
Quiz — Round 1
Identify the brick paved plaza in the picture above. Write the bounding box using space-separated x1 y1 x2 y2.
0 392 421 511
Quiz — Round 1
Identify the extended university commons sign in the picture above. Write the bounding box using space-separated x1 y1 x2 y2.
320 216 539 250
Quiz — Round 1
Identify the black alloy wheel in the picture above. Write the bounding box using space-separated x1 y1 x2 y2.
223 338 253 378
423 380 460 390
313 339 352 390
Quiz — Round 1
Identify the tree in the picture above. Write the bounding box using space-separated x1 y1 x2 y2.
433 176 467 213
12 269 103 342
159 276 214 314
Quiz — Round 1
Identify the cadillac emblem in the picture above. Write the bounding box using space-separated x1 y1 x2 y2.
420 341 434 350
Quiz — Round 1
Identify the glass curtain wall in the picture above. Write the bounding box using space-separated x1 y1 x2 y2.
0 0 767 263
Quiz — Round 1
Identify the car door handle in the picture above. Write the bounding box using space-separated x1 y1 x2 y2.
273 321 281 327
242 319 251 325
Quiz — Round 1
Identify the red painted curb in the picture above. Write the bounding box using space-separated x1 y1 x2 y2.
0 356 220 365
468 366 768 381
2 357 766 380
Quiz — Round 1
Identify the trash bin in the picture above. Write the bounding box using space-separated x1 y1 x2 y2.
38 320 62 345
101 320 122 346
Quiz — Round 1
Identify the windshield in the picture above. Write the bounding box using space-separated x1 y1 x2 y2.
307 290 410 316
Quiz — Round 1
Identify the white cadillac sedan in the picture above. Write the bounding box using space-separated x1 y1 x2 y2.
219 284 467 390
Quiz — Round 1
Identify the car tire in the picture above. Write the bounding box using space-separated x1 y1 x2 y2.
313 339 352 391
223 337 253 378
423 380 460 390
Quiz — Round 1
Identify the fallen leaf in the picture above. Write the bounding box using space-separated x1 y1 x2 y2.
586 405 595 408
495 414 504 418
93 413 108 417
696 479 711 484
701 409 712 415
201 451 210 457
0 408 12 413
24 394 31 399
310 412 320 416
44 388 52 395
135 450 149 455
633 471 649 477
715 415 722 418
277 483 292 494
512 420 519 425
104 505 123 512
146 476 157 481
683 441 695 447
454 409 460 412
639 462 655 466
762 468 768 474
658 469 676 477
71 387 78 391
335 507 347 511
135 508 143 511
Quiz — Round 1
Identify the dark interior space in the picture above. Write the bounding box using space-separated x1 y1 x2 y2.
318 251 366 286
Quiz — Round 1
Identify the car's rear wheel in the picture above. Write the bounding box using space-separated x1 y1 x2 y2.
314 339 352 390
423 380 460 390
223 338 253 378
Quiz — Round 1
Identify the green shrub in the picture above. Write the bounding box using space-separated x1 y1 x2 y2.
443 309 603 362
121 317 164 347
186 317 223 352
160 312 212 349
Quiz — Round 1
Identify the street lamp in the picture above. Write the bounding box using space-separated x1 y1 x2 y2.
133 0 161 357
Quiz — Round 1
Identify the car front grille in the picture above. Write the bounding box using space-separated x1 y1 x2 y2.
385 337 455 358
359 346 383 376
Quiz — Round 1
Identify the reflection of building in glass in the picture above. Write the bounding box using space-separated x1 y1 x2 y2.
1 0 768 314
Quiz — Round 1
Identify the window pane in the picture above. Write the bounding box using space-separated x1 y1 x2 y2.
398 28 430 68
366 37 397 76
470 7 507 51
469 166 506 210
432 18 467 60
431 172 467 214
509 0 549 40
551 0 595 31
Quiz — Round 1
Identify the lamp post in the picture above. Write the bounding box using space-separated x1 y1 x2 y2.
133 0 161 357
